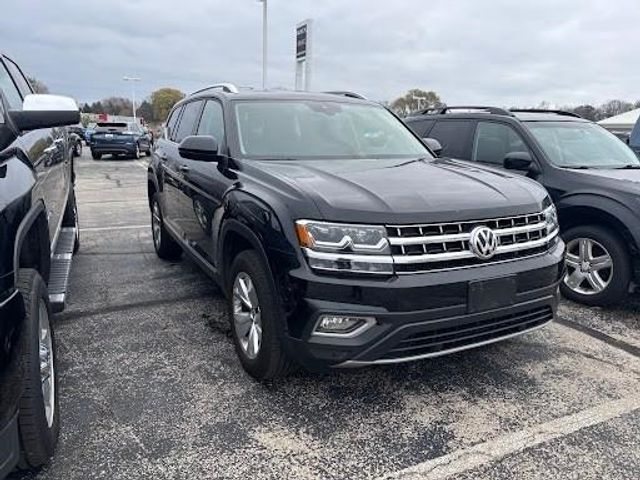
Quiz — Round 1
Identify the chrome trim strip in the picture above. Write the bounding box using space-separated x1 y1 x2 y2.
392 229 558 265
0 289 19 308
386 211 543 229
388 221 548 246
336 319 552 367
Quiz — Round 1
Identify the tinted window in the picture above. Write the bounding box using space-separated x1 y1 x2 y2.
197 100 225 143
406 119 435 137
174 101 203 143
4 58 32 97
0 61 24 110
472 122 528 165
234 101 428 159
630 117 640 149
428 120 474 159
166 106 183 141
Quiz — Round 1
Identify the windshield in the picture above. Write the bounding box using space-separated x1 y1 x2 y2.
526 121 640 168
233 100 429 159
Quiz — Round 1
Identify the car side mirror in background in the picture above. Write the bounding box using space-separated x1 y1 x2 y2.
423 137 443 156
178 135 219 161
9 94 80 131
504 151 538 173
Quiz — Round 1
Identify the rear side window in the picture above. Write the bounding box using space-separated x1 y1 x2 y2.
427 120 474 159
406 119 435 137
174 101 203 143
472 122 529 165
4 58 32 97
630 117 640 149
0 61 24 110
197 100 225 143
166 107 183 141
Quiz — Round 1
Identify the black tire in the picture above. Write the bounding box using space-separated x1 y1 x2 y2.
145 149 151 157
560 225 632 306
151 194 182 260
62 189 80 254
133 144 141 160
227 250 294 380
16 269 59 470
74 141 82 157
91 151 101 160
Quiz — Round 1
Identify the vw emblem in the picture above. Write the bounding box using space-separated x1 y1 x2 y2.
469 226 498 260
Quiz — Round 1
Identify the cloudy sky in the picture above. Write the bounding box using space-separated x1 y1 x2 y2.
2 0 638 107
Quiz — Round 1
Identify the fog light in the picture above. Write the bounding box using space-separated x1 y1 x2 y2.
313 314 376 337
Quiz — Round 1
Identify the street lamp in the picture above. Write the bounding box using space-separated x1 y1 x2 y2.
257 0 268 89
123 76 141 123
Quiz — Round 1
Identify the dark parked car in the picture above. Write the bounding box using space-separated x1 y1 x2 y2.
0 54 80 478
147 86 564 380
405 106 640 306
629 115 640 157
89 121 151 160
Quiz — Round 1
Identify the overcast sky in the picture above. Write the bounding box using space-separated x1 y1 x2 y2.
2 0 638 107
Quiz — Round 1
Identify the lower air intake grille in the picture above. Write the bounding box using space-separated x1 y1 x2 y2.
380 306 553 360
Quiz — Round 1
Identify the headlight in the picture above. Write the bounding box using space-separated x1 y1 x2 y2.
543 204 559 235
295 220 393 274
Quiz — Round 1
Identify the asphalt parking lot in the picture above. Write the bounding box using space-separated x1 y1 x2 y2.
13 148 640 480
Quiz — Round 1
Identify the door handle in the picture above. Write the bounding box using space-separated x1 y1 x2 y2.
179 164 190 173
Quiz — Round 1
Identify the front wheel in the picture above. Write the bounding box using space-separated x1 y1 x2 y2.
560 225 631 306
228 250 294 380
16 269 59 469
91 151 101 160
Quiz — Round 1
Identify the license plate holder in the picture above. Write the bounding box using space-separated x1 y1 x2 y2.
468 276 517 314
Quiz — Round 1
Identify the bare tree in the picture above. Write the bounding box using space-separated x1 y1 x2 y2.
390 89 442 117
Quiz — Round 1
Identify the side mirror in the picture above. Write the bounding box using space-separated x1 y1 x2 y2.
423 137 443 156
9 94 80 131
178 135 219 161
504 151 538 173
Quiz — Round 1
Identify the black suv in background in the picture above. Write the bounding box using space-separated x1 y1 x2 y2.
405 107 640 306
0 54 80 477
148 86 564 380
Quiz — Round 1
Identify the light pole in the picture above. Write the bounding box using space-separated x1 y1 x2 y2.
123 76 141 123
258 0 268 89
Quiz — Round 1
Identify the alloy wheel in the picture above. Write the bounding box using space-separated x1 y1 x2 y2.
38 299 55 428
564 237 613 295
232 272 262 360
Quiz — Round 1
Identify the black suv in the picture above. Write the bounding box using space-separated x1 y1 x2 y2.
0 55 80 477
405 107 640 306
148 87 564 380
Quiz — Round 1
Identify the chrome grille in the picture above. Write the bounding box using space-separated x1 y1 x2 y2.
388 212 557 273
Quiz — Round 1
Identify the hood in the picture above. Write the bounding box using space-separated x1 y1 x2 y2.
249 157 548 224
566 168 640 188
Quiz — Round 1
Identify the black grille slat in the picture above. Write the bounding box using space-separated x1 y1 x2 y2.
380 307 552 360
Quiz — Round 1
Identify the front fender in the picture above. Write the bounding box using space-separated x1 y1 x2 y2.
556 192 640 250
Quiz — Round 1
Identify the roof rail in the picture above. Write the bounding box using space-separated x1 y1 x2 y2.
324 91 368 100
510 108 582 118
191 83 240 95
422 106 512 116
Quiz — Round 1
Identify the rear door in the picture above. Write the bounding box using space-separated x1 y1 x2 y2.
2 56 67 246
162 100 204 239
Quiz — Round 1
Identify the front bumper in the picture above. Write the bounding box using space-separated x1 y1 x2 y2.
282 240 565 370
0 411 19 479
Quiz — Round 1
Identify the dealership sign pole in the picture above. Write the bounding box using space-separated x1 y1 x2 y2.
295 19 312 91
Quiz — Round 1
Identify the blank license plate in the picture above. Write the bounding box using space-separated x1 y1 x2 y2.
468 276 517 313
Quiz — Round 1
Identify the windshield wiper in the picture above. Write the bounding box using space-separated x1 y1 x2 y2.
561 165 591 170
389 157 431 168
615 164 640 169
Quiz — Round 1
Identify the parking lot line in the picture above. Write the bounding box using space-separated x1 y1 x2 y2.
379 396 640 480
80 224 149 232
